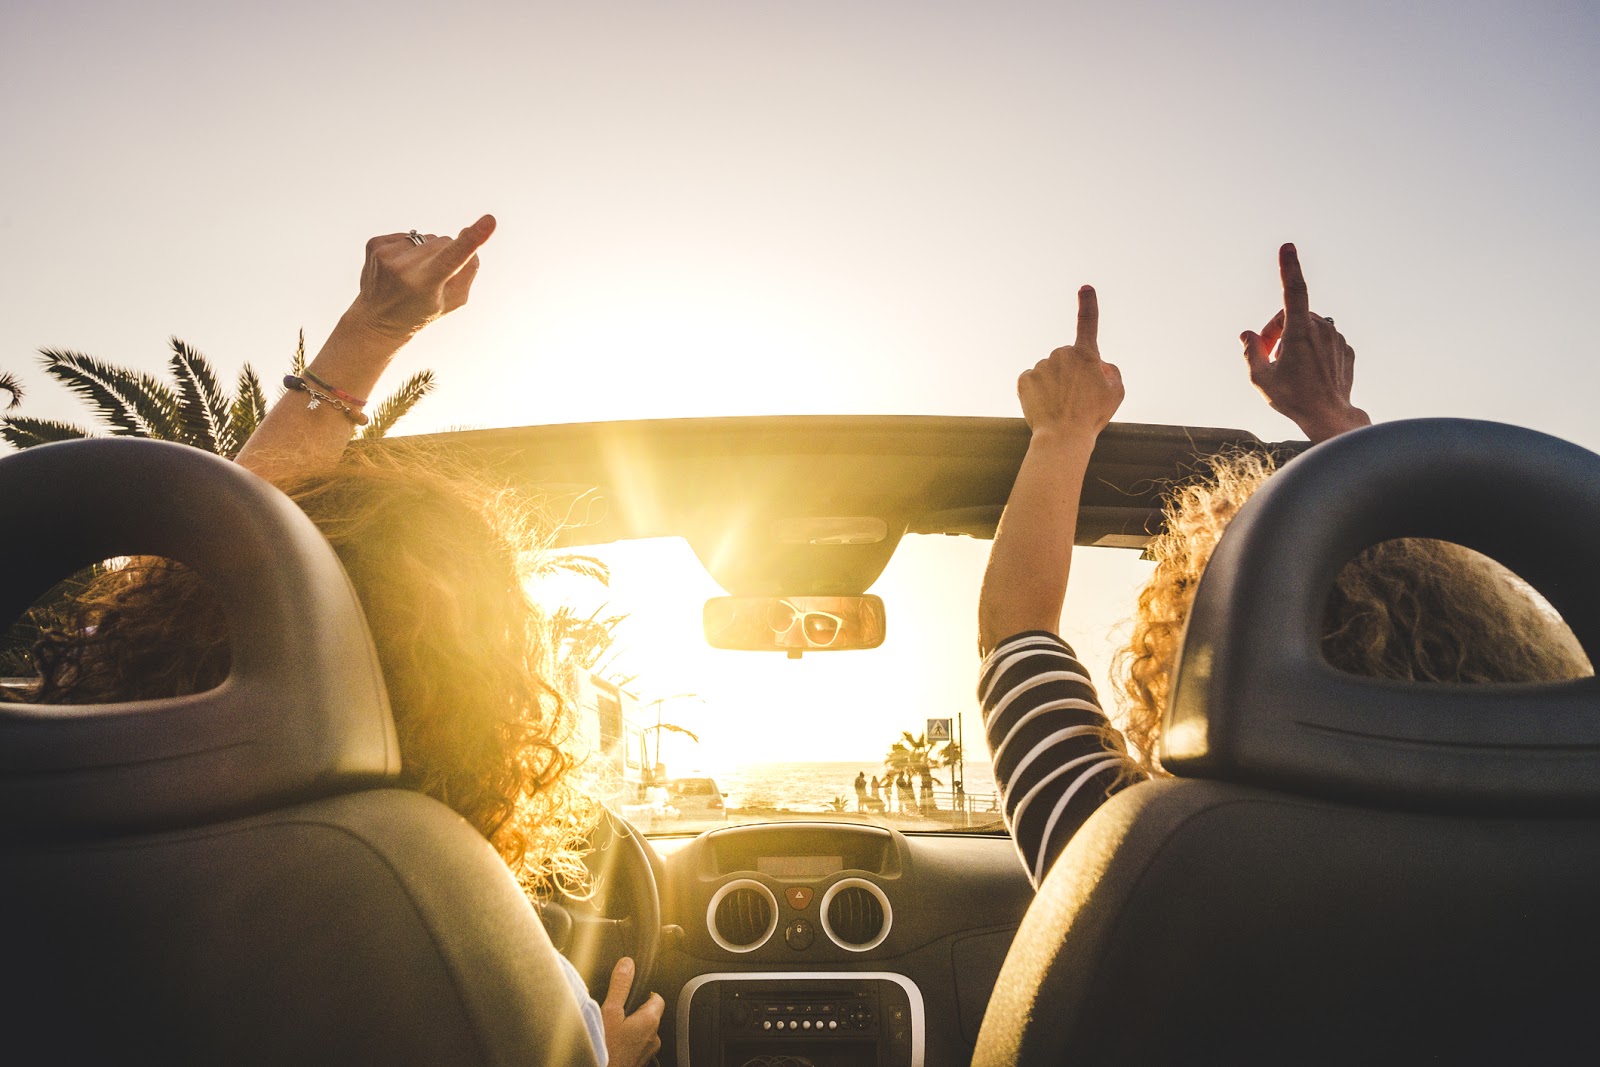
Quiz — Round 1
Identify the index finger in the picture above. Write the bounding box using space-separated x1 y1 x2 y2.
1279 243 1310 318
432 213 498 277
1075 285 1098 349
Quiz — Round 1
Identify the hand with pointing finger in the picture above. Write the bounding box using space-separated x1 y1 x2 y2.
1017 285 1126 443
347 214 497 342
235 212 497 479
1240 243 1371 444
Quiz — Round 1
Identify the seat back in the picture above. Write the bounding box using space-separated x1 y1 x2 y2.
0 439 595 1066
974 419 1600 1064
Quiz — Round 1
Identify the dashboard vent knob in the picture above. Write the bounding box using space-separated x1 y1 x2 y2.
821 878 892 951
708 880 778 952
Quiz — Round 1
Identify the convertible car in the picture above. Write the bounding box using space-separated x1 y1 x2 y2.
2 414 1597 1065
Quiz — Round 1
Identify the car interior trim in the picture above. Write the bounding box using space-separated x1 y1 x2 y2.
675 970 925 1067
704 878 780 953
818 876 894 952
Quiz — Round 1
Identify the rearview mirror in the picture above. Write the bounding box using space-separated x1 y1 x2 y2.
702 595 886 652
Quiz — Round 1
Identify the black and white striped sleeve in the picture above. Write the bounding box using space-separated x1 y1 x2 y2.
978 630 1145 887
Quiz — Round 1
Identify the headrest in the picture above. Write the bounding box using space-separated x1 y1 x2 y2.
0 439 399 839
1164 418 1600 813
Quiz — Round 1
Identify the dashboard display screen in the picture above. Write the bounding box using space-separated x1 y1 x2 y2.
756 855 843 878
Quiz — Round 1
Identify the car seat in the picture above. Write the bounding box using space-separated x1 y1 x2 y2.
973 418 1600 1065
0 439 597 1066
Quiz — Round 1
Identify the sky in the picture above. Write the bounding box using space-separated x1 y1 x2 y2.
4 1 1597 766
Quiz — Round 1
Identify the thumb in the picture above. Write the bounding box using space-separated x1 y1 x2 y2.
1241 331 1272 383
603 956 635 1014
434 213 497 277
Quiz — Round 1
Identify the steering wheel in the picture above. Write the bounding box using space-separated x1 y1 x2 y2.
539 809 662 1014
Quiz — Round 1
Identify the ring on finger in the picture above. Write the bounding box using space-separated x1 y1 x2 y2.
1322 315 1335 325
406 229 426 247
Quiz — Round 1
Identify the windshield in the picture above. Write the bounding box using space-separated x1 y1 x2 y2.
542 533 1154 835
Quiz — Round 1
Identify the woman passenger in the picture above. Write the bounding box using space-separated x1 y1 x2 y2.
976 244 1592 886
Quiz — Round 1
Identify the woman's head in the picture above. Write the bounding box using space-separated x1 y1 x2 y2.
1114 450 1592 773
28 445 597 893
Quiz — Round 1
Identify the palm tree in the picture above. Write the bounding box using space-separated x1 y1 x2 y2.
0 331 433 455
883 731 962 813
0 333 438 679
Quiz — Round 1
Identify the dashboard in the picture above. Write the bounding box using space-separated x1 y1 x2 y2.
646 822 1035 1067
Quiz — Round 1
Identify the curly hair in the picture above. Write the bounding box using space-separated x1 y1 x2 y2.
1113 449 1593 775
25 445 599 896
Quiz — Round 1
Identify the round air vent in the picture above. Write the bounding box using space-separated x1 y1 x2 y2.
820 877 892 952
707 879 778 953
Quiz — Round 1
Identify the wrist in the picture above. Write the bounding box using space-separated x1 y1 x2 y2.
1292 405 1372 444
1026 423 1102 456
337 299 424 347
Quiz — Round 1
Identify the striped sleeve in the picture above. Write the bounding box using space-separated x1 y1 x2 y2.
978 630 1145 887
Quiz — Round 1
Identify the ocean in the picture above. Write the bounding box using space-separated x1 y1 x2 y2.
706 759 999 814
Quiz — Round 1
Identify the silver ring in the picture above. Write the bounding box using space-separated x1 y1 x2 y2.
1322 315 1335 324
406 229 426 246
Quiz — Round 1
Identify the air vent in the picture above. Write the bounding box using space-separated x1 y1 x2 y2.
821 878 892 952
707 880 778 953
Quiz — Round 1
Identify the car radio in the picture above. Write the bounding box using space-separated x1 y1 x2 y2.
676 973 923 1067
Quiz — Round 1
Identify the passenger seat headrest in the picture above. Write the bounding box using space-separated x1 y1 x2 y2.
1164 418 1600 813
0 439 399 840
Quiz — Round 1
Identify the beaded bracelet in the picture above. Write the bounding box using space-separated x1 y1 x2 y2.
283 374 370 427
302 368 368 409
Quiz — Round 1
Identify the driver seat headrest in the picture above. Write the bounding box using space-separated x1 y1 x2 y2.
0 438 400 840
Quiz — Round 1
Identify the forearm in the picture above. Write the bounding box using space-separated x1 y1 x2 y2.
236 308 408 480
978 429 1097 656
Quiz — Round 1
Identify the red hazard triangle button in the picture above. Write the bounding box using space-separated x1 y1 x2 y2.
785 887 814 909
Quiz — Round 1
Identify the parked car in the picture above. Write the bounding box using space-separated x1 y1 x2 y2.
664 777 727 821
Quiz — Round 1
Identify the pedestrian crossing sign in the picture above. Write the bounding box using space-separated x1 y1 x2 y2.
927 718 952 742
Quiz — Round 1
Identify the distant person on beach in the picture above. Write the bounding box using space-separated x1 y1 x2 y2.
895 771 913 814
869 774 883 812
977 243 1592 887
853 771 868 812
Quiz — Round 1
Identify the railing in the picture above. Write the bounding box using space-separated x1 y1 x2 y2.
856 787 1002 827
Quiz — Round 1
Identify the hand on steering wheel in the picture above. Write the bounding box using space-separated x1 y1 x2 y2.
538 809 663 1012
601 957 664 1067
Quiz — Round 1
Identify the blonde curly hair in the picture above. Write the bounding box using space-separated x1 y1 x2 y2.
26 445 599 896
1113 450 1592 775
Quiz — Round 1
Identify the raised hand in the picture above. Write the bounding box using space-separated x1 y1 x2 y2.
348 214 498 341
1240 243 1370 443
236 213 497 478
978 285 1124 654
1017 285 1125 441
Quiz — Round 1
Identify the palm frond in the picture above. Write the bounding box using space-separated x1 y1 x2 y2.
1 370 22 410
221 364 267 458
37 348 179 438
536 553 611 584
0 416 92 450
168 338 228 452
37 349 146 437
359 369 435 440
293 329 306 376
